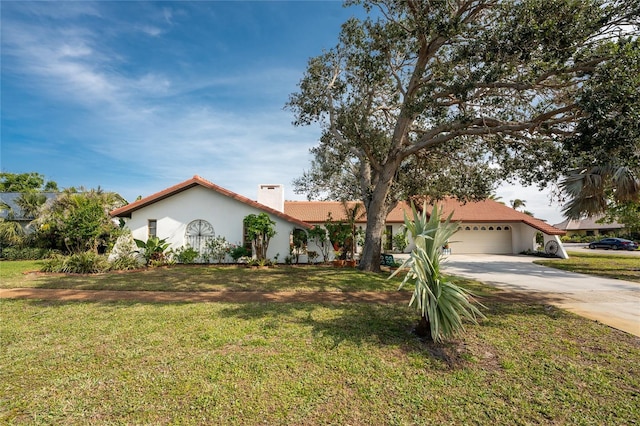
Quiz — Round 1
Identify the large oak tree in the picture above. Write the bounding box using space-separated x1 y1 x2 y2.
287 0 639 271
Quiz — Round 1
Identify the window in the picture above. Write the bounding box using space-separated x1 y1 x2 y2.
148 219 157 238
488 226 494 230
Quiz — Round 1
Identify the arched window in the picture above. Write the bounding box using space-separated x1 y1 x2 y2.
488 226 494 230
504 226 510 231
465 226 471 230
496 226 502 230
480 226 486 230
185 219 215 255
473 226 479 230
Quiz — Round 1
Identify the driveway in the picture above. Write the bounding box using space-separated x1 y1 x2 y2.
442 254 640 337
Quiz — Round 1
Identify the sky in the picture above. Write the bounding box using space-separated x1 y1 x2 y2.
1 1 567 225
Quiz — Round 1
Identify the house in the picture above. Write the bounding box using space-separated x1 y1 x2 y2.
111 176 568 262
110 176 311 261
0 192 58 230
285 198 568 259
553 216 624 237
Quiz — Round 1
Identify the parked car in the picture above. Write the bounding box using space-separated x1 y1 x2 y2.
588 238 639 251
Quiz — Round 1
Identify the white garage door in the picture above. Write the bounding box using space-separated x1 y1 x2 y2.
450 224 513 254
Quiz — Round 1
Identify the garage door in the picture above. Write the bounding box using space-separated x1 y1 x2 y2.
450 224 512 254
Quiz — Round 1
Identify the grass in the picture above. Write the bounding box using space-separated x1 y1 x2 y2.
2 299 639 425
0 262 405 292
1 261 639 424
535 251 640 283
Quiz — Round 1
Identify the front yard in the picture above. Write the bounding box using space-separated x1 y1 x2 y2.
535 251 640 283
1 262 639 424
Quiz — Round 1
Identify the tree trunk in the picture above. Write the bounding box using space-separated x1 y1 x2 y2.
414 315 432 340
358 159 400 272
358 173 395 272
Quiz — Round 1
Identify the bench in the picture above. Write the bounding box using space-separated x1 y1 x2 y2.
380 253 395 266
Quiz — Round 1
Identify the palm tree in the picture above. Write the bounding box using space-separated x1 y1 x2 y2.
15 192 47 219
392 202 485 342
510 199 527 210
560 165 639 219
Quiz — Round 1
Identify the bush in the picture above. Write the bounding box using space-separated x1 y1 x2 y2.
230 245 250 262
41 252 109 274
172 246 200 264
0 247 58 260
109 255 143 271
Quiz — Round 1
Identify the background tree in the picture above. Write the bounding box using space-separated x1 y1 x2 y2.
307 225 331 262
0 172 58 192
287 0 639 271
559 40 640 219
35 188 126 254
510 199 527 211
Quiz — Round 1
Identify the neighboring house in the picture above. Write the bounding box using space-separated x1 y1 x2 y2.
110 176 311 261
111 176 568 262
0 192 58 230
286 198 568 259
553 216 624 237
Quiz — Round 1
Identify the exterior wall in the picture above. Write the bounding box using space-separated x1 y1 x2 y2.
124 185 296 260
511 222 537 254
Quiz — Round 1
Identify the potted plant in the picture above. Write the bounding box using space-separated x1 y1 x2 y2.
332 249 345 267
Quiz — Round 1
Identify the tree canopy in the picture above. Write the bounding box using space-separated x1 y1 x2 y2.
0 172 58 192
287 0 639 271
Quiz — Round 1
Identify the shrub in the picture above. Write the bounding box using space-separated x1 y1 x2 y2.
230 245 250 262
205 236 231 263
134 236 171 266
0 247 57 260
172 245 200 264
41 252 109 274
109 255 143 271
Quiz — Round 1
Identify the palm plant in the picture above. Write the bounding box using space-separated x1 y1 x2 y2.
15 192 47 219
561 165 639 219
391 202 484 342
510 199 527 210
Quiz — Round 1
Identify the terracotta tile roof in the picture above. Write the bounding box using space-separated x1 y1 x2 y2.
110 175 312 229
284 198 565 235
553 216 623 231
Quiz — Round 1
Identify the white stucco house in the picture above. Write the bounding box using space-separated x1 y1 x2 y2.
285 199 568 259
110 176 311 261
110 176 568 262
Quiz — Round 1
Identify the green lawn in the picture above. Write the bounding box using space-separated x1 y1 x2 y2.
1 262 639 424
0 262 405 292
535 251 640 283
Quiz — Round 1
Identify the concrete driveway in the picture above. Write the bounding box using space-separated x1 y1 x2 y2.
441 254 640 337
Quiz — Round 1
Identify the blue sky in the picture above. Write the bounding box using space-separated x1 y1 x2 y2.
1 1 565 223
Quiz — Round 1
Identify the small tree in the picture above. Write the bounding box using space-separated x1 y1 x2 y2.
392 227 408 253
324 213 350 259
291 228 308 263
307 225 331 262
392 202 485 342
243 213 276 261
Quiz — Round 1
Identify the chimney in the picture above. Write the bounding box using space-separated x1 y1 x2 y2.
257 184 284 212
